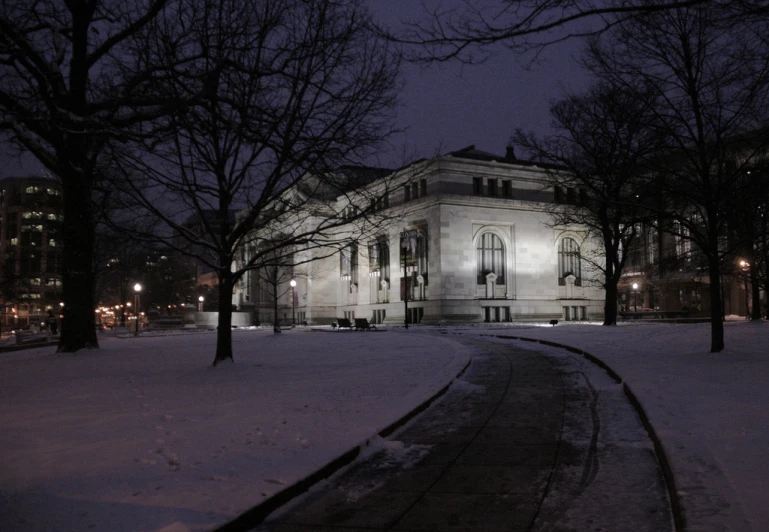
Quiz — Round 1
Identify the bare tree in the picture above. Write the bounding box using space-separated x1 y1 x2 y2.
390 1 766 63
584 2 769 351
513 82 664 325
109 0 401 365
0 0 187 351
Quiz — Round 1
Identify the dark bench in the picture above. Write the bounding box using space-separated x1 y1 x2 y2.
333 318 353 330
354 318 377 331
15 332 52 345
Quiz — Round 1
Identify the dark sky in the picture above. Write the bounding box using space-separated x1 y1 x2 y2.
1 1 592 177
367 0 593 167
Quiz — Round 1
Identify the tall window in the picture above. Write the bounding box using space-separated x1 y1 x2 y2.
476 233 505 285
400 230 427 279
558 238 581 284
340 243 358 284
368 238 390 280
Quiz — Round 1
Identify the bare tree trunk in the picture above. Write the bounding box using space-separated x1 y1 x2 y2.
212 275 234 365
58 168 98 352
708 256 725 352
604 281 619 326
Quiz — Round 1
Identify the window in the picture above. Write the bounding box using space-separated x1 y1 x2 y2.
25 186 41 194
473 177 483 195
558 238 582 285
368 238 390 279
411 182 418 200
404 185 411 202
420 179 427 197
476 233 505 285
674 221 691 264
10 237 18 245
488 178 497 197
46 188 60 196
47 214 57 220
554 186 578 204
400 230 428 300
340 243 358 284
502 180 512 198
625 223 644 269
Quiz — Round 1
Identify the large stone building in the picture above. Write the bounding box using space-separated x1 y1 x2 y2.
234 146 605 325
0 175 64 329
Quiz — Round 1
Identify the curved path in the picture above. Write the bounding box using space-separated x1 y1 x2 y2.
256 335 674 531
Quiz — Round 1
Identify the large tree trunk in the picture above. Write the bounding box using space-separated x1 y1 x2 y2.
212 275 234 365
603 245 618 326
57 168 98 352
603 280 619 326
708 256 725 352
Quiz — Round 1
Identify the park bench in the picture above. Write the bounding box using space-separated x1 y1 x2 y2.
15 331 52 345
354 318 377 331
333 318 353 330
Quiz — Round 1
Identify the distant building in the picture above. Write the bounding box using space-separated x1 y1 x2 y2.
0 176 64 329
235 145 606 326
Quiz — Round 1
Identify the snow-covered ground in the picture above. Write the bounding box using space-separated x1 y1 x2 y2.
1 319 767 532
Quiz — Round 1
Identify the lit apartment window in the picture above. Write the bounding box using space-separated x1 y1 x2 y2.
10 237 18 245
49 239 57 247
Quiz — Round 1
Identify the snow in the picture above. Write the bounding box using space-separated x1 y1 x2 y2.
452 318 769 532
1 319 768 532
0 329 472 532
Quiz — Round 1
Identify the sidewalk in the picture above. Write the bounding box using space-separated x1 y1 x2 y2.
253 336 674 531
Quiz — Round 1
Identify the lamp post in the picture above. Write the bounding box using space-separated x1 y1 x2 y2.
290 279 297 326
133 283 142 336
198 295 204 312
632 282 639 312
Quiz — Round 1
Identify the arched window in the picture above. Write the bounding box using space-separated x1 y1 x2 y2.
558 237 581 285
476 233 505 285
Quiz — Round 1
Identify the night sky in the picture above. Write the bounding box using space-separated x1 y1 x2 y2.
0 1 592 177
367 0 592 167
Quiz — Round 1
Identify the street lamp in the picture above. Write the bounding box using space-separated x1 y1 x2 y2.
198 295 204 312
133 283 142 336
632 282 639 312
289 279 297 326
